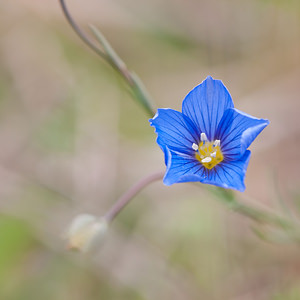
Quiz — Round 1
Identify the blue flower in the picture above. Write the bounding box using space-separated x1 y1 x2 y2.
149 76 269 192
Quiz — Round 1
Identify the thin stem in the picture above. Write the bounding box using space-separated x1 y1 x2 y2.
89 25 156 116
59 0 108 61
58 0 156 116
211 188 299 236
104 171 164 223
229 200 293 229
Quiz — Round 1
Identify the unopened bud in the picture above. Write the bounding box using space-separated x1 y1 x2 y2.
65 214 108 253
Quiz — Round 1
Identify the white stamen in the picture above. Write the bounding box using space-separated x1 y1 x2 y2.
201 157 212 163
213 140 220 147
192 143 198 151
201 133 208 142
211 152 217 157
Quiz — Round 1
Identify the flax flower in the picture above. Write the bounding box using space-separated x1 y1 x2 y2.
150 76 269 191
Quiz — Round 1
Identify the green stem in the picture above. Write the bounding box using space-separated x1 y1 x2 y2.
59 0 156 117
227 199 292 229
211 188 300 242
89 25 156 116
59 0 108 61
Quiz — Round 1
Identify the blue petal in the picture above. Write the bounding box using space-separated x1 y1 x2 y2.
216 108 269 160
163 148 251 191
182 76 234 141
149 108 200 165
201 150 251 192
163 148 206 185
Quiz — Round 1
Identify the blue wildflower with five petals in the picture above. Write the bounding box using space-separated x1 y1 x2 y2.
149 76 269 192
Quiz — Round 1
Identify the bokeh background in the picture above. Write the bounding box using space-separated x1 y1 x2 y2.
0 0 300 299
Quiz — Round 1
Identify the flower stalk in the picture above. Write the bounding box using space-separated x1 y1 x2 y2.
58 0 107 61
104 171 164 223
59 0 156 116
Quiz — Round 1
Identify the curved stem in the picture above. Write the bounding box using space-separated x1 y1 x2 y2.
59 0 108 61
104 171 164 223
59 0 156 116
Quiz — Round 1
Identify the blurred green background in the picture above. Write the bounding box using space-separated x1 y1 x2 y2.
0 0 300 299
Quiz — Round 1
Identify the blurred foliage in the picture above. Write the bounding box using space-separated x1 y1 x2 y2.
272 286 300 300
35 99 76 153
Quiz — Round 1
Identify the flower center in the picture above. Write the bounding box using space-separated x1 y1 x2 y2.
192 133 223 169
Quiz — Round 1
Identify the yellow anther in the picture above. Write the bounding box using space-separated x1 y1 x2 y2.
195 138 223 169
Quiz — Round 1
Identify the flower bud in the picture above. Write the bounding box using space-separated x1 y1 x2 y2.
65 214 108 253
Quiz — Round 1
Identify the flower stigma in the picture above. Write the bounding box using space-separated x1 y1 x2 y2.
192 134 223 169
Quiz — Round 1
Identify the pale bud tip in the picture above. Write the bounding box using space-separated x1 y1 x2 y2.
64 214 108 253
